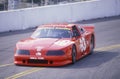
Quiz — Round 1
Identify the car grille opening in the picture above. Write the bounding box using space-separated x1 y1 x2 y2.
28 59 48 64
22 60 26 63
50 61 53 64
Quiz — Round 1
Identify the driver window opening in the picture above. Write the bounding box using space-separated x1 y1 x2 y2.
72 25 80 37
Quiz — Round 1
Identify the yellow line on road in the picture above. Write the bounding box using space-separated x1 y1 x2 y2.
0 63 14 67
95 44 120 51
5 68 43 79
4 44 120 79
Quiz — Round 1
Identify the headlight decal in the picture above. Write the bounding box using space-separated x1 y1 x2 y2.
16 50 30 55
46 50 65 56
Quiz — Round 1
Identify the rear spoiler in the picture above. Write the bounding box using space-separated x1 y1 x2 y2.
81 24 95 32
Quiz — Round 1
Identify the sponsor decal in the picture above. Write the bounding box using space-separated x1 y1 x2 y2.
30 57 44 60
39 27 70 30
30 57 37 59
35 46 44 56
80 37 87 52
36 46 43 52
36 52 41 56
55 40 72 46
38 57 44 59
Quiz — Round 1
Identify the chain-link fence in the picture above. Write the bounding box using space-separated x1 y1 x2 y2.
0 0 90 11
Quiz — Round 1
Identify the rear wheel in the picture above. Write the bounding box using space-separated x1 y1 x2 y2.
72 46 77 64
90 35 94 54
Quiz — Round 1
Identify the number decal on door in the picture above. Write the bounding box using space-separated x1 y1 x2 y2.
80 37 86 52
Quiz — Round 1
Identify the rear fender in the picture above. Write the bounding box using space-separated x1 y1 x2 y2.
82 25 94 33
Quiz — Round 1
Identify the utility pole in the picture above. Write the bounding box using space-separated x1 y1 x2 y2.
31 0 34 7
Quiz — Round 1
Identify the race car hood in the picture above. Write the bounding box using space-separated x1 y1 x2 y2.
16 38 74 50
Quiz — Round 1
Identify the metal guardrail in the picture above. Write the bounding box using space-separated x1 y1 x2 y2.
0 0 90 11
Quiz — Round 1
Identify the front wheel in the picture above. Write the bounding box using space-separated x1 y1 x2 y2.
90 36 94 54
72 46 77 64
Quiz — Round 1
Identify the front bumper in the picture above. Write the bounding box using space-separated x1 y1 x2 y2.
14 55 72 66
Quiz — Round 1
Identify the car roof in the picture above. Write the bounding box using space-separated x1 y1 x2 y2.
38 24 77 29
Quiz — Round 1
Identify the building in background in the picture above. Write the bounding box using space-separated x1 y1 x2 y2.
0 0 8 11
0 0 90 11
8 0 21 10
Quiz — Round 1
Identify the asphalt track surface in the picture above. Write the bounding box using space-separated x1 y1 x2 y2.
0 16 120 79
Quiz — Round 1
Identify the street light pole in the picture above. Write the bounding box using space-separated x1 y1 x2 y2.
32 0 33 7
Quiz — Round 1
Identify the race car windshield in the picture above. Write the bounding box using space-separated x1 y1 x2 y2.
31 28 71 38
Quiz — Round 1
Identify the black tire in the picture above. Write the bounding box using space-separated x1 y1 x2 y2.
72 45 77 64
90 35 94 54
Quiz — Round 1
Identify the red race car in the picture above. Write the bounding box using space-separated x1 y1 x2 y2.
14 24 95 66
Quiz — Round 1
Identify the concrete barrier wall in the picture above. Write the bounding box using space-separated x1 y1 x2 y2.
0 0 120 32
